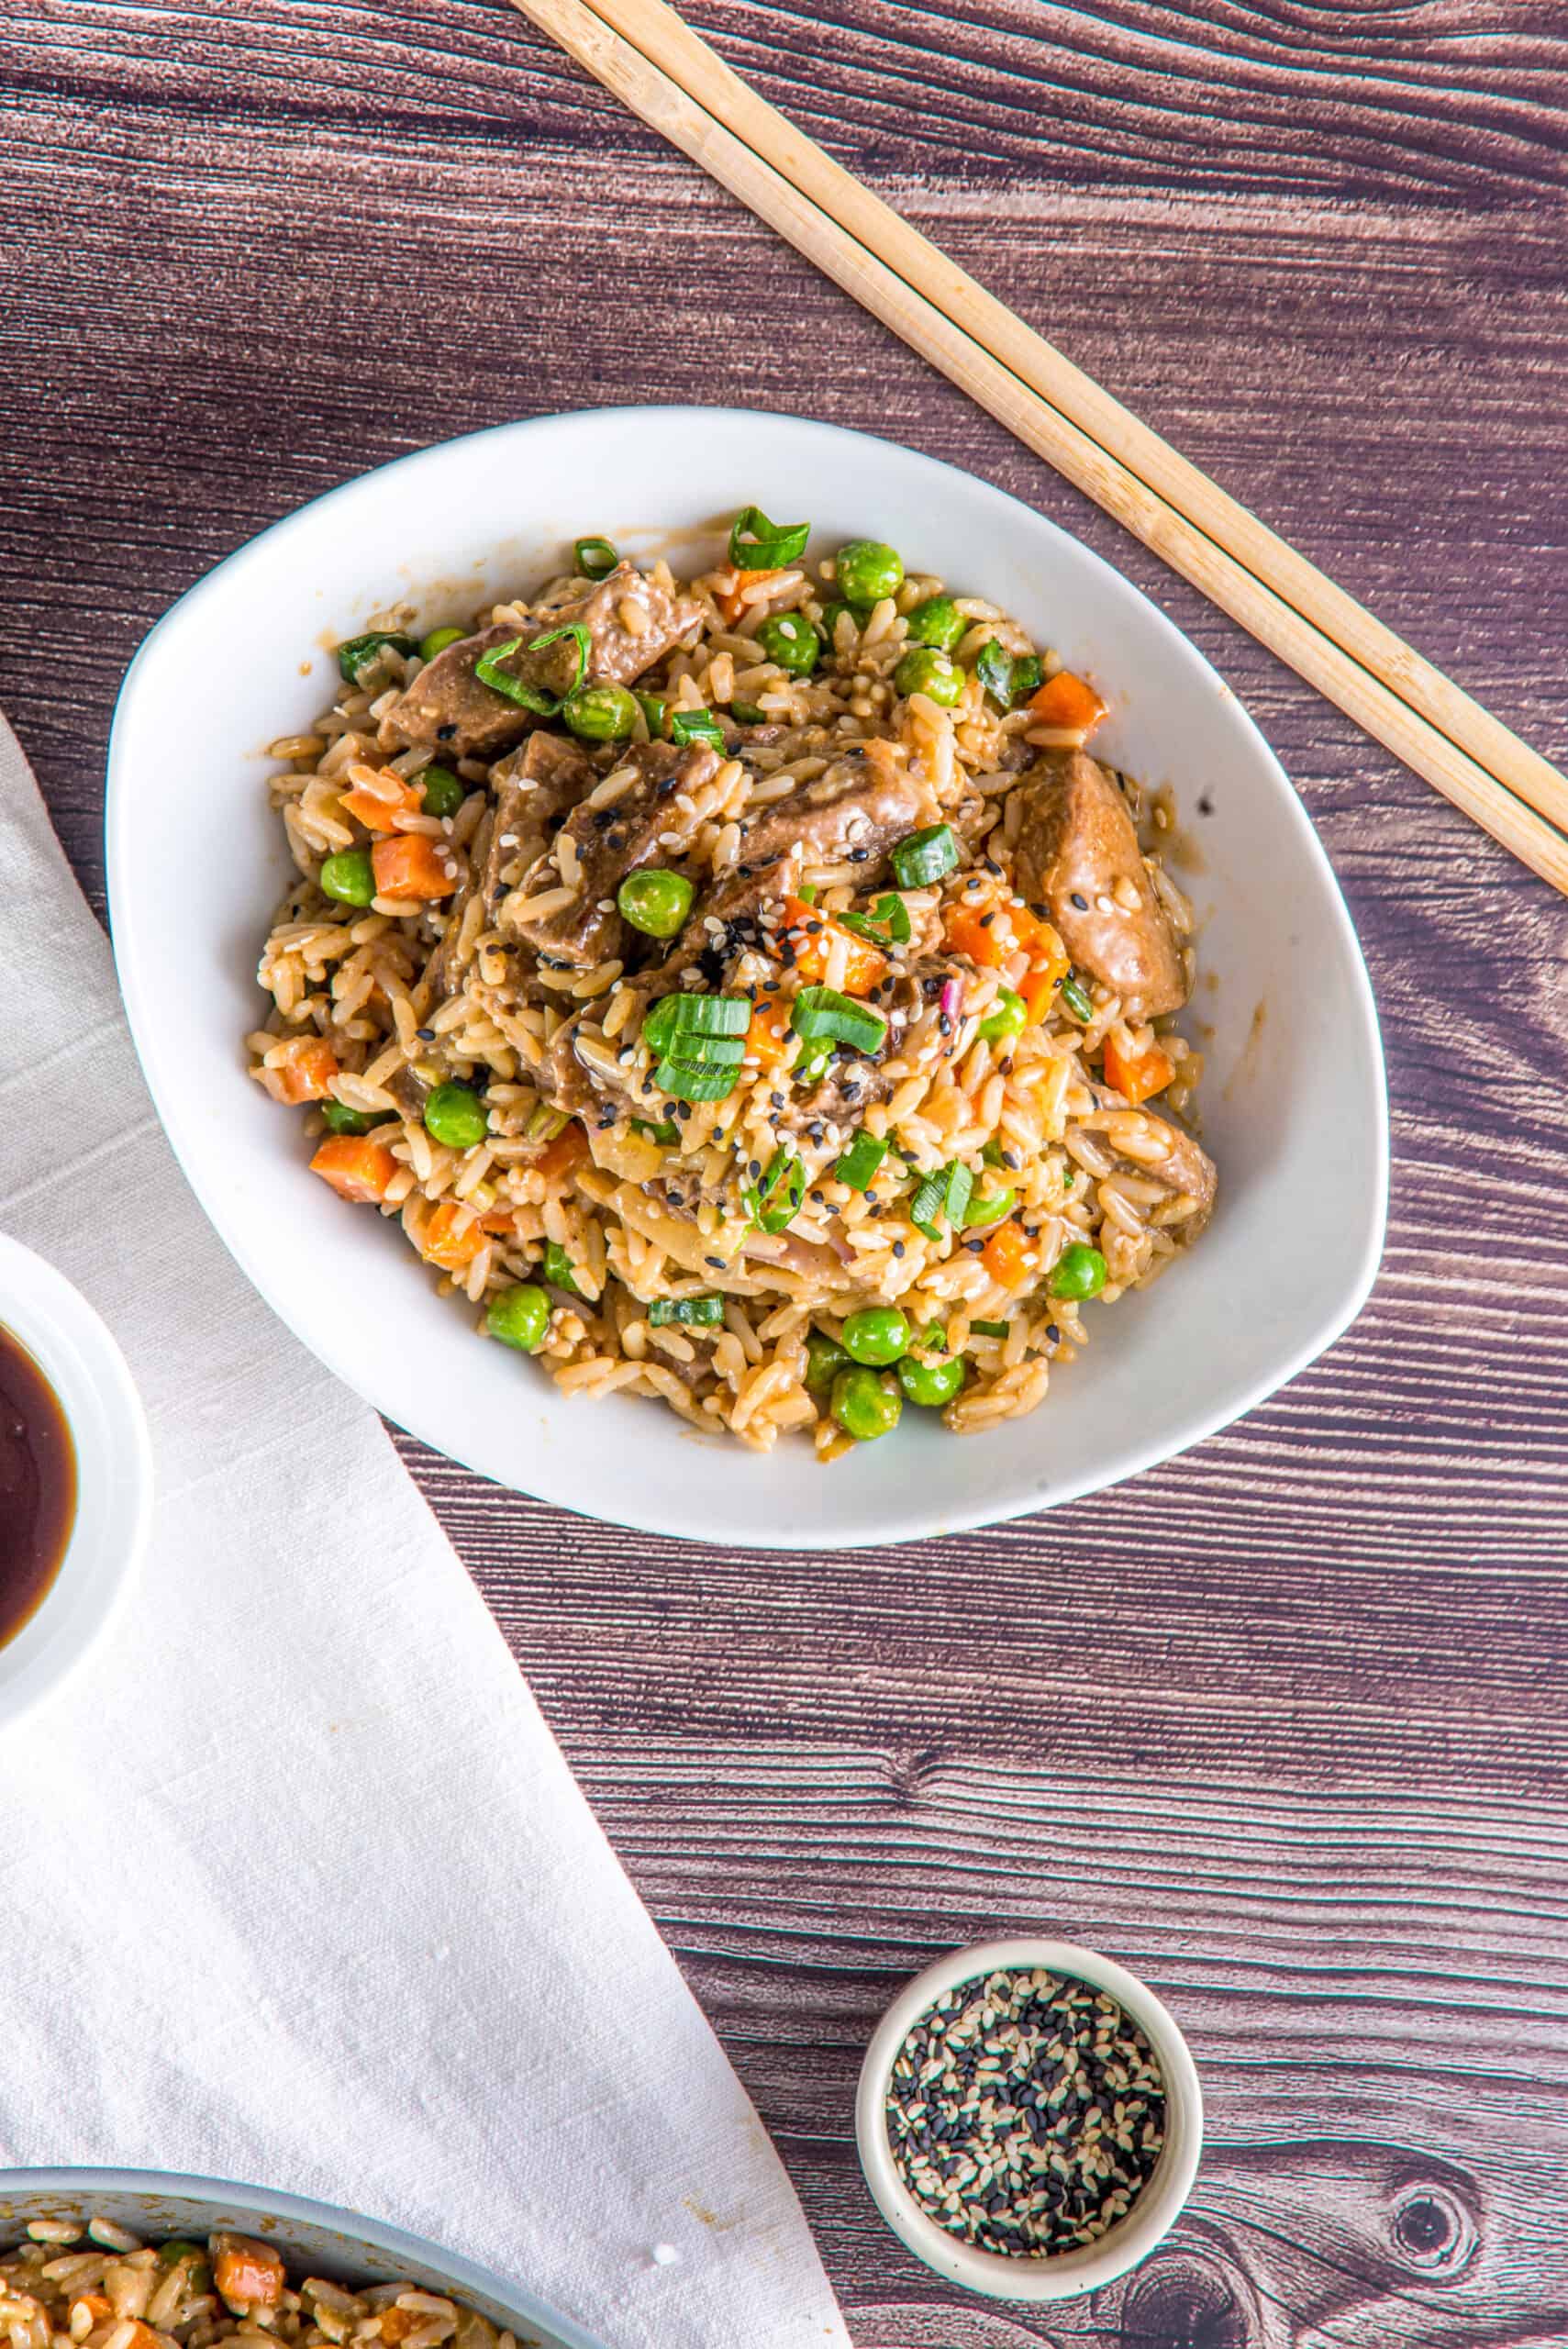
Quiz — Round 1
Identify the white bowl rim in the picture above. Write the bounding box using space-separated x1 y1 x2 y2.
854 1934 1204 2301
0 2165 607 2349
0 1236 153 1725
105 404 1389 1547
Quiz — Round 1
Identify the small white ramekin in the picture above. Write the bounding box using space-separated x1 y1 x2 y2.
855 1936 1203 2303
0 1234 153 1724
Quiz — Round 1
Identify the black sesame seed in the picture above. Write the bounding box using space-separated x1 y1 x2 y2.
1071 891 1089 910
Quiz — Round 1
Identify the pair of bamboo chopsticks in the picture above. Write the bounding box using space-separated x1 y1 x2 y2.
502 0 1568 899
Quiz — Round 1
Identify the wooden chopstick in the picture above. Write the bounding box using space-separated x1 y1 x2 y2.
501 0 1568 899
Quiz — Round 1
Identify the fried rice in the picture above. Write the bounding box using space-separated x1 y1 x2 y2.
246 518 1216 1458
0 2222 511 2349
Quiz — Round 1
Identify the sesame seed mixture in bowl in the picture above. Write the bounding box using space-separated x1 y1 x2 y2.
0 2223 513 2349
884 1966 1166 2257
248 508 1217 1458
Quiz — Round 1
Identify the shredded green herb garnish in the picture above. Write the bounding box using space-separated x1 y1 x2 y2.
475 622 592 716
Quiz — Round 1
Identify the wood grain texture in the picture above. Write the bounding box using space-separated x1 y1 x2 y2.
3 2 1566 2341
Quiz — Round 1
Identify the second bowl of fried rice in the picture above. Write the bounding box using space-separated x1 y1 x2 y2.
106 407 1387 1545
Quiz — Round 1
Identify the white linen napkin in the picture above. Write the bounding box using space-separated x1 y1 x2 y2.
0 710 848 2349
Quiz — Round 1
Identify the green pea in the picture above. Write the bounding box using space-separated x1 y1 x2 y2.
806 1330 851 1393
894 647 964 707
617 866 695 939
319 849 374 907
418 625 468 662
563 682 639 741
965 1186 1017 1228
755 612 819 676
840 1305 910 1366
1050 1241 1108 1300
835 540 904 606
423 1082 490 1150
896 1352 967 1408
906 595 965 651
320 1100 390 1137
418 763 465 818
486 1284 550 1353
978 986 1027 1043
830 1365 903 1442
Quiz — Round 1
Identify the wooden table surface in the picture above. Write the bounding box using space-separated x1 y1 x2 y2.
6 3 1568 2341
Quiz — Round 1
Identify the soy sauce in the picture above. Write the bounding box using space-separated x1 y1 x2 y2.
0 1325 76 1644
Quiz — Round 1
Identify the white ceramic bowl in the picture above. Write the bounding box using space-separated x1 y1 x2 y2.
0 1236 153 1723
855 1937 1203 2301
106 406 1386 1549
0 2167 603 2349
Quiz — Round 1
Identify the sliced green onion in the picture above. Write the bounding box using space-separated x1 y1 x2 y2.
574 535 617 580
978 986 1027 1043
792 1036 835 1086
923 1323 950 1351
890 824 959 888
644 993 751 1053
475 622 593 716
525 1102 570 1142
981 1137 1010 1168
834 1130 888 1190
336 629 416 683
728 506 811 569
670 707 726 749
973 637 1042 710
837 891 912 947
731 699 768 724
631 1116 680 1145
743 1148 803 1234
972 1318 1011 1339
795 884 818 906
910 1159 973 1241
790 986 888 1056
542 1240 580 1294
974 637 1017 707
654 1057 740 1104
636 692 668 736
965 1185 1017 1228
1059 973 1095 1022
648 1293 726 1327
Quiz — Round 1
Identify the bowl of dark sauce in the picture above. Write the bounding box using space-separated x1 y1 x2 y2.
0 1235 151 1722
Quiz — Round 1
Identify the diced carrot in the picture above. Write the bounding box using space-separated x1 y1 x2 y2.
535 1120 589 1183
309 1135 396 1204
784 896 887 995
477 1206 517 1235
1104 1030 1174 1105
980 1219 1039 1287
422 1199 485 1271
372 834 461 900
745 993 794 1067
340 771 425 832
213 2242 284 2312
942 898 1011 970
258 1038 339 1106
717 566 781 626
71 2296 113 2326
1028 669 1107 735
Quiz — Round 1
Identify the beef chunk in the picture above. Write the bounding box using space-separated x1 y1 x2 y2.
508 743 718 970
706 741 927 928
1012 749 1187 1017
377 562 701 759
